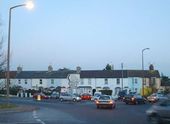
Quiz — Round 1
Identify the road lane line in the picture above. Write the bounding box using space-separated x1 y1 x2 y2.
32 110 46 124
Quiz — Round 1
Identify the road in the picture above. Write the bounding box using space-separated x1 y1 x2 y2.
0 98 152 124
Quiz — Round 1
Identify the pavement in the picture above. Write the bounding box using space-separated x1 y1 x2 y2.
0 104 39 114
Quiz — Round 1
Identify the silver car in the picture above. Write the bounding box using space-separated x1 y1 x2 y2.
146 99 170 124
147 93 168 103
95 95 116 109
59 93 81 102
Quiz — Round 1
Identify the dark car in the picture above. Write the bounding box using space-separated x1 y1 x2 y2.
50 92 60 99
117 91 127 101
146 99 170 124
81 93 92 100
123 94 145 104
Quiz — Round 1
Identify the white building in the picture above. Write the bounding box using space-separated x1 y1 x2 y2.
0 65 161 96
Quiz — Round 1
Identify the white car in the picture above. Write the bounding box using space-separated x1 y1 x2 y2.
147 93 168 102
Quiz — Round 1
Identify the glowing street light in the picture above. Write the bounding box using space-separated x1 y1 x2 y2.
26 1 34 10
6 1 34 102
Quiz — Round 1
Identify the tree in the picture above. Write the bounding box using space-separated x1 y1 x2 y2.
104 64 113 70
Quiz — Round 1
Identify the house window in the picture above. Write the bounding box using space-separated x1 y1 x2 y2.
117 78 120 85
88 79 91 85
40 79 42 84
135 79 138 84
25 79 27 84
105 78 108 85
51 79 54 84
81 79 84 85
18 79 21 84
132 78 135 84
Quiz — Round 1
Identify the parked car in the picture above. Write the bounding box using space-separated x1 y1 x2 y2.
33 93 49 99
95 95 116 109
59 92 81 102
81 93 92 100
146 99 170 124
117 91 127 101
147 93 168 103
50 92 60 99
123 94 145 104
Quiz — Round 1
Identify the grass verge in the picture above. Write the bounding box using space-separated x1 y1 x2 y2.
0 103 17 109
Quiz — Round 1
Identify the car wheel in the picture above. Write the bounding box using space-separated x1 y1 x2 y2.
97 105 99 109
113 104 116 109
60 98 63 102
73 98 76 102
135 101 138 105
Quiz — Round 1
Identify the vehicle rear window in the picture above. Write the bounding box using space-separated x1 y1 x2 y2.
99 96 110 100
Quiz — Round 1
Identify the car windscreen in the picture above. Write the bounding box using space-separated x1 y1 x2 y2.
99 96 110 100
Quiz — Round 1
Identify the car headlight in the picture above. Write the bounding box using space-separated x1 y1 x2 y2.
131 97 135 101
96 100 99 104
109 100 113 104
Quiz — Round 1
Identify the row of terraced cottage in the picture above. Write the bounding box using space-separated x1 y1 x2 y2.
0 65 161 96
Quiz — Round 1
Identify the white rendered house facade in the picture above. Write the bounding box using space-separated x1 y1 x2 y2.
0 66 161 96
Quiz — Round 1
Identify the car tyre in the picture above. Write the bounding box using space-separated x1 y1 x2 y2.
60 98 63 102
97 105 99 109
73 98 76 102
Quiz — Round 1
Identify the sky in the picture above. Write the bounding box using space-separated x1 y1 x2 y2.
0 0 170 76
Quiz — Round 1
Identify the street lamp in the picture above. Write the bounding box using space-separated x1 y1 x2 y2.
6 1 34 101
142 48 150 96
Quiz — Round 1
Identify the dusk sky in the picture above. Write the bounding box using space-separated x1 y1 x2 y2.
0 0 170 76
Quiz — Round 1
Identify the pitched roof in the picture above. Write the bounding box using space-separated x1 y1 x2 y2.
80 70 160 78
0 71 17 79
80 70 128 78
0 69 160 79
15 70 76 79
0 70 76 79
127 70 160 78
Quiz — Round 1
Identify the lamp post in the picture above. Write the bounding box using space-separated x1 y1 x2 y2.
121 63 124 91
142 48 150 96
6 1 34 102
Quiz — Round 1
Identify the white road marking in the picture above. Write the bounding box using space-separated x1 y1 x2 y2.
32 110 46 124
